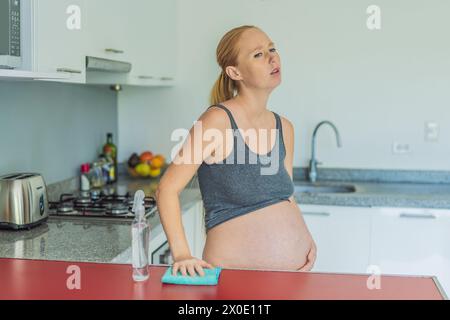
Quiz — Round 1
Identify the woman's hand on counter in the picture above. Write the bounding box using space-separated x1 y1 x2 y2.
298 239 317 272
172 256 215 277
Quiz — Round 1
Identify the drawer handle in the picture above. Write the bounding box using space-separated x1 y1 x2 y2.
138 75 154 79
105 48 124 54
302 211 331 217
57 68 82 74
399 213 436 219
160 76 174 81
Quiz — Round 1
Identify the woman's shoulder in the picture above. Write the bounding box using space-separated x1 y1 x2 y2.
198 103 233 131
272 111 294 133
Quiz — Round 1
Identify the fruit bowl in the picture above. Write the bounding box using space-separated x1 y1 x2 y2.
127 152 168 179
127 163 169 179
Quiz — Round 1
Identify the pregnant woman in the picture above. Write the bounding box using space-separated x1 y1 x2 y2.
156 25 316 277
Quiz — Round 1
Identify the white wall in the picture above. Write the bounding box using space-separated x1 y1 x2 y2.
118 0 450 170
0 81 117 184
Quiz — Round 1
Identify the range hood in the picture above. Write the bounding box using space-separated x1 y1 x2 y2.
86 56 132 73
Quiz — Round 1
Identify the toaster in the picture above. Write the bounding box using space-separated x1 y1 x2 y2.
0 173 49 230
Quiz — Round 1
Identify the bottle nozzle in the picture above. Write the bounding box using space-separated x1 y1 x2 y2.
132 190 145 216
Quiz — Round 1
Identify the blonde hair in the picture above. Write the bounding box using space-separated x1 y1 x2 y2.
209 25 257 106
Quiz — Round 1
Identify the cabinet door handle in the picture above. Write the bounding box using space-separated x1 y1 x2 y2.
105 48 124 54
138 75 154 79
160 76 174 81
302 211 331 217
57 68 82 74
399 213 436 219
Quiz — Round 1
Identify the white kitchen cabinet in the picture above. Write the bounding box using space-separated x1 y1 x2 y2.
370 207 450 295
84 0 131 63
182 200 206 259
299 204 372 274
4 0 176 85
192 201 207 259
148 200 204 265
84 0 177 86
126 0 177 85
32 0 87 83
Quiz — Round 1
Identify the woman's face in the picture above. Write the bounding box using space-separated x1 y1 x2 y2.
229 28 282 92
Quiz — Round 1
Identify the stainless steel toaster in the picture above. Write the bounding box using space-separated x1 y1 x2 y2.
0 173 49 230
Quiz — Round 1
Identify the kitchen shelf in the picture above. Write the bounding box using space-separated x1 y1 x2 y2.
0 69 69 81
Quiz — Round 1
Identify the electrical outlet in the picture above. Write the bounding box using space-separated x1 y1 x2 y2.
425 122 439 142
392 142 412 155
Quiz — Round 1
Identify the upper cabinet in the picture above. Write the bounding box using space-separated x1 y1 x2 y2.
32 0 87 83
84 0 177 86
84 0 131 63
126 0 177 85
1 0 177 86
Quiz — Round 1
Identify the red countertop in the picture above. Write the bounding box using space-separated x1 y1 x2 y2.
0 258 445 300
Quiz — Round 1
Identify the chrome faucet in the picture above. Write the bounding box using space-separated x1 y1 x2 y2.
308 121 342 183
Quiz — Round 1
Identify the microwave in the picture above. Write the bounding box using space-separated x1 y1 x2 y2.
0 0 21 69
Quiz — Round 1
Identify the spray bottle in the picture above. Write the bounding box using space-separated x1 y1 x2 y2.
131 190 150 281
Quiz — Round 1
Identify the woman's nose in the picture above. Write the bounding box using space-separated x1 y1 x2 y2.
269 55 277 64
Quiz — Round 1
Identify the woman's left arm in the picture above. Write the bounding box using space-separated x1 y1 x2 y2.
281 116 317 272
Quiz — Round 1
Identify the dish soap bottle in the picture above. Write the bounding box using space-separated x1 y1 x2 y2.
131 190 150 282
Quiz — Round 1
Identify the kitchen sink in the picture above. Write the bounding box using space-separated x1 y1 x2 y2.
294 183 356 194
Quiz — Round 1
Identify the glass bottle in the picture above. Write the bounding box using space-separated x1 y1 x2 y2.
103 133 117 183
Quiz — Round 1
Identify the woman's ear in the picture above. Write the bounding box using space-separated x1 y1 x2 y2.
225 66 242 81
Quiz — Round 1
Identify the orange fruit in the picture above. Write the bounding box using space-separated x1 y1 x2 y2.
151 155 165 169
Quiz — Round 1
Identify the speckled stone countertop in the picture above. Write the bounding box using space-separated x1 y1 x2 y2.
0 178 202 263
293 180 450 209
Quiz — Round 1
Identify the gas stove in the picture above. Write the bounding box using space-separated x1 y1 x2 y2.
48 190 157 219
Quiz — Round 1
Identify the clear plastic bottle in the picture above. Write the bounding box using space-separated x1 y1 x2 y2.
131 190 150 282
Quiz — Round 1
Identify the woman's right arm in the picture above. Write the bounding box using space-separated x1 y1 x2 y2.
155 108 228 277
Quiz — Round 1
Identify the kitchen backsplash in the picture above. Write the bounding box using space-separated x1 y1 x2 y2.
0 80 117 184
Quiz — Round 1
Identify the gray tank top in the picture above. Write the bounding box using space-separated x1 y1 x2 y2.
197 104 294 232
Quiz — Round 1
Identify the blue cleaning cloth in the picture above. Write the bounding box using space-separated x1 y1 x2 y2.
161 266 222 286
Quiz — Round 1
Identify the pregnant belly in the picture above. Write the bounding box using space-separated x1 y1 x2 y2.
202 200 312 271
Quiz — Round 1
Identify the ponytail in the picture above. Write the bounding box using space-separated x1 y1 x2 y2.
209 25 256 106
209 71 236 106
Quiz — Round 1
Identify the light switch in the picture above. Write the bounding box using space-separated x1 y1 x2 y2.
425 122 439 142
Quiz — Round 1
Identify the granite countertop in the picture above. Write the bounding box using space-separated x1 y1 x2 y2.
0 180 202 263
294 180 450 209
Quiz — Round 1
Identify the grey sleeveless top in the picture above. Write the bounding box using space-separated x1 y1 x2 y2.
197 104 294 232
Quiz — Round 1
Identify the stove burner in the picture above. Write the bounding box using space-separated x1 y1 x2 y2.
49 190 156 219
57 205 74 213
90 190 101 200
75 197 92 207
106 205 129 216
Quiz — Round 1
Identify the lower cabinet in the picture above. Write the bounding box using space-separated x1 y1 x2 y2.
299 204 372 274
184 201 207 260
299 204 450 296
148 200 204 265
369 207 450 295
